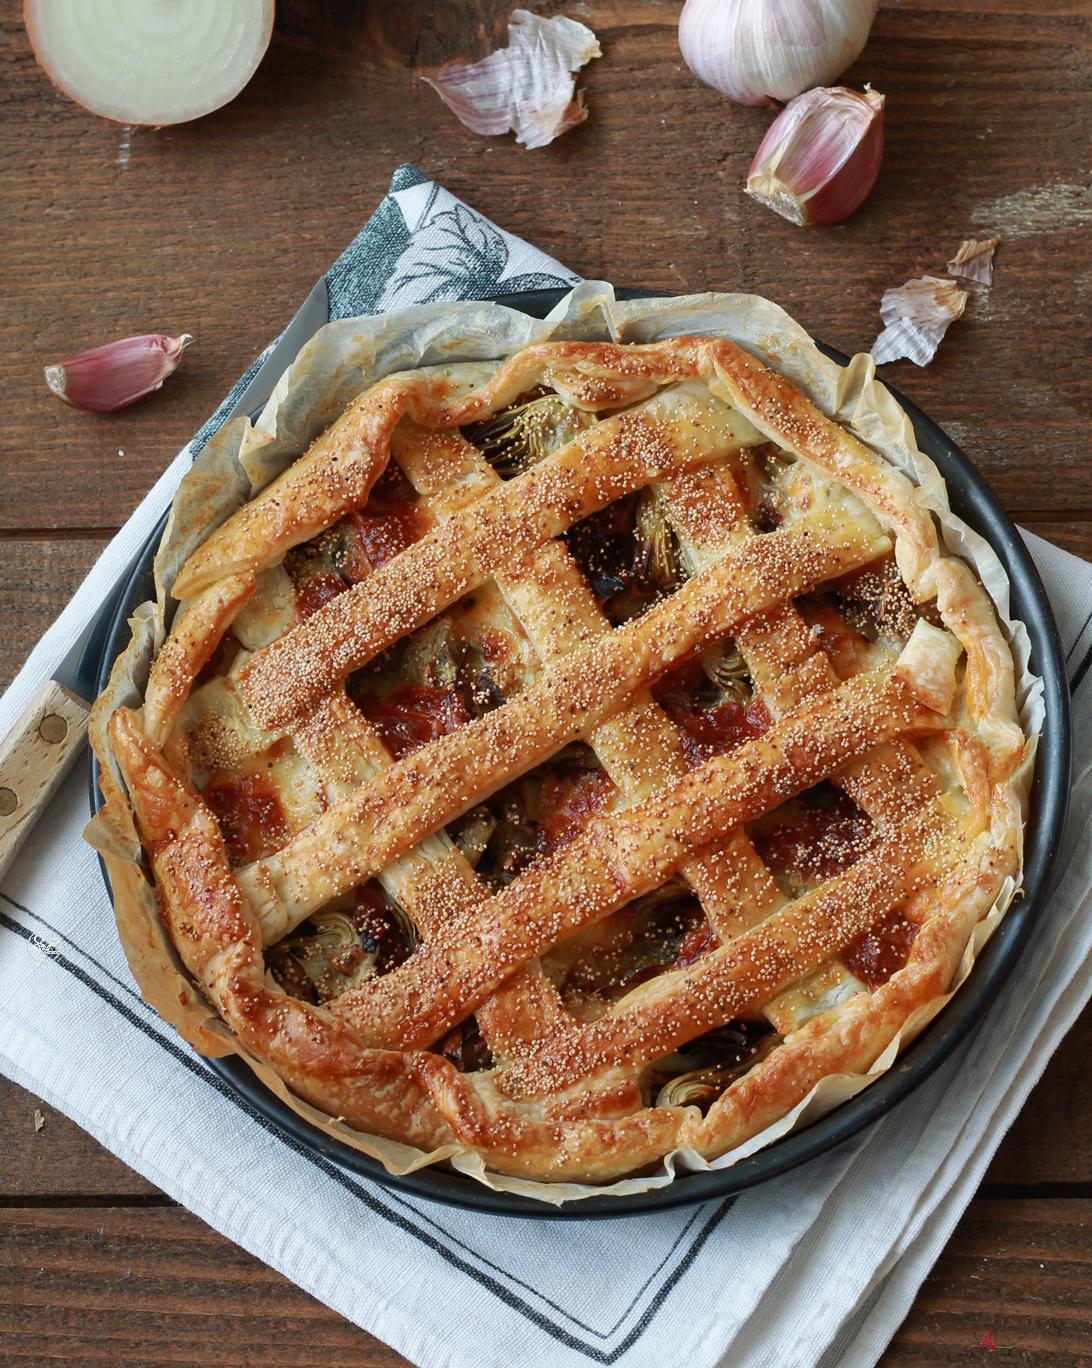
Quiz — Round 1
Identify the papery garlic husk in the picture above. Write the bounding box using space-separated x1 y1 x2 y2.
871 277 967 367
746 86 884 226
679 0 876 106
45 334 194 412
947 238 999 285
425 10 601 150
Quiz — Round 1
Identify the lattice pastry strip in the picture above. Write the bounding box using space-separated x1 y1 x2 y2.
251 411 762 953
232 498 889 946
384 420 781 1085
97 335 1031 1185
467 435 944 1101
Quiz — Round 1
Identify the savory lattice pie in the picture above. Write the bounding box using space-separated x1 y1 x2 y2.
93 332 1031 1185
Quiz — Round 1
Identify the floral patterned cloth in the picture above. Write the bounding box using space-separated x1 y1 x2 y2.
331 163 579 315
190 163 578 458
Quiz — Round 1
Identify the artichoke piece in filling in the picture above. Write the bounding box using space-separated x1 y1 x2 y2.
462 387 596 477
266 882 417 1005
653 642 770 769
447 743 616 892
649 1022 782 1113
434 1015 494 1074
737 442 797 533
546 881 717 1017
563 488 687 626
347 587 534 760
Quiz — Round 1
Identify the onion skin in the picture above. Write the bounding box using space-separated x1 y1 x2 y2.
746 86 885 227
678 0 877 107
44 333 193 413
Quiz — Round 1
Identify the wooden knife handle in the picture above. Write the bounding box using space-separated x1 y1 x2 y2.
0 680 90 883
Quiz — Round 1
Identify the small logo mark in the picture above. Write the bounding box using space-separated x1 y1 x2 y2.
28 933 62 964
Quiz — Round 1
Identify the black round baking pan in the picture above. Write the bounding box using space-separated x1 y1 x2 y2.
91 287 1072 1218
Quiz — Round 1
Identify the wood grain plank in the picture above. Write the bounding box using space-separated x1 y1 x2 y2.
1 0 1088 526
984 1003 1092 1190
1019 521 1092 562
0 1207 409 1366
880 1200 1092 1364
0 538 110 693
0 1080 161 1202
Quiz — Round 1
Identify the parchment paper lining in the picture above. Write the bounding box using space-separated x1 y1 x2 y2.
86 284 1043 1206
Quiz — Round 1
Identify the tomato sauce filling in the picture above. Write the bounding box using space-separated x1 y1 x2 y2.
675 919 720 970
842 908 920 990
533 768 617 853
204 768 291 865
361 680 471 761
286 464 433 623
294 570 349 622
345 499 430 574
672 696 771 768
652 652 770 768
349 461 431 572
750 781 877 897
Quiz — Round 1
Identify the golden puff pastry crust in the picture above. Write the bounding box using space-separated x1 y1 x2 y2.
92 331 1032 1187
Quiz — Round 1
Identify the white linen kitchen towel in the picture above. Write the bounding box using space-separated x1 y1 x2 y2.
2 164 1089 1368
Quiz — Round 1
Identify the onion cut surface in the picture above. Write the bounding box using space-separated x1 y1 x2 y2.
25 0 275 126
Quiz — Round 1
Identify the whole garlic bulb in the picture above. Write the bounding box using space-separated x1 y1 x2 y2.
679 0 877 107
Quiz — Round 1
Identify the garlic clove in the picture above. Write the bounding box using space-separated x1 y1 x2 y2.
45 333 194 413
425 10 601 150
746 86 885 227
871 278 968 367
947 238 999 285
679 0 877 107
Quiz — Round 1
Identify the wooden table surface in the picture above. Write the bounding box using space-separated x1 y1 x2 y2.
2 0 1090 1362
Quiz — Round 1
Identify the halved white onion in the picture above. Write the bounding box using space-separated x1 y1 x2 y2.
24 0 275 126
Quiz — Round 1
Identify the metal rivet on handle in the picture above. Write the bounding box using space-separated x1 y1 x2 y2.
0 787 17 818
39 714 68 745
